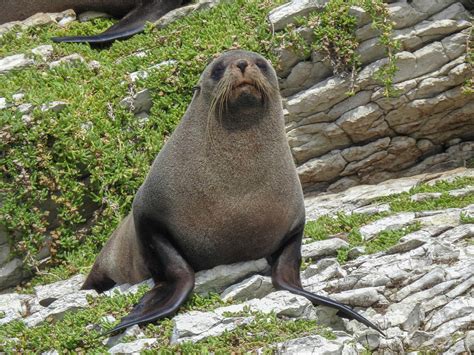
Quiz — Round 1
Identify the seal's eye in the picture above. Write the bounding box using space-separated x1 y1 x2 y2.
255 59 268 71
211 61 226 80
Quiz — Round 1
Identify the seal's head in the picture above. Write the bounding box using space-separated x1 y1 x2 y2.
196 50 280 129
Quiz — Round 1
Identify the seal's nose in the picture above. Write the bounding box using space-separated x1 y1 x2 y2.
236 60 248 73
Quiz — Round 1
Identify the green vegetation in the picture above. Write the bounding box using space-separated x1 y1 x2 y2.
378 177 474 213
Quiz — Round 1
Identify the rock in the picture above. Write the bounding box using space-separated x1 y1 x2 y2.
0 97 7 110
0 292 32 325
385 302 424 332
49 54 85 69
41 101 67 113
78 11 112 22
119 89 152 114
359 213 416 241
221 275 274 301
0 54 34 74
0 258 27 290
33 274 86 306
297 150 347 189
17 103 34 114
425 296 474 331
31 45 53 61
331 287 383 307
268 0 327 31
301 238 349 259
216 291 315 319
154 0 221 28
170 311 253 344
465 330 474 352
347 246 366 260
108 338 157 353
394 267 446 302
194 258 269 295
24 290 98 327
410 192 442 202
128 60 177 82
276 334 346 354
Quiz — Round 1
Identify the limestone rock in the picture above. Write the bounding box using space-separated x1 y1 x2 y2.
108 338 157 354
33 274 86 306
268 0 327 31
24 290 98 327
194 258 269 294
0 258 27 290
221 275 274 301
78 11 112 22
49 54 85 69
359 213 416 241
31 45 53 61
119 89 152 114
0 54 34 74
301 238 349 259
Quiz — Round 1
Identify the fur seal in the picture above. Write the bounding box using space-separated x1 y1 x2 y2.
0 0 188 43
82 50 384 335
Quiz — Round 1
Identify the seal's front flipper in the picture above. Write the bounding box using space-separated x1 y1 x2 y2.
270 225 386 336
52 0 184 43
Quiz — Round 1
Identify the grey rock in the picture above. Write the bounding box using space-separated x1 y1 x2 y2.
425 296 474 331
449 186 474 198
0 258 27 290
0 244 10 266
301 238 349 259
31 45 54 61
194 258 269 295
24 290 98 327
410 192 442 202
78 11 112 22
336 103 387 143
41 101 67 113
0 97 7 110
119 89 152 114
298 150 347 189
221 275 274 301
128 60 176 82
276 334 345 354
303 258 347 287
268 0 327 31
465 330 474 351
171 311 253 344
34 274 86 305
387 2 425 29
331 287 383 307
394 267 446 302
108 338 157 353
49 54 85 69
421 315 473 349
341 137 390 162
0 292 32 325
347 246 366 260
385 302 424 332
359 213 416 241
154 0 221 28
0 54 34 74
17 103 34 114
216 291 315 319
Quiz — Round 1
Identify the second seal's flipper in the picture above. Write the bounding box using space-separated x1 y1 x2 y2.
270 225 386 336
52 0 184 43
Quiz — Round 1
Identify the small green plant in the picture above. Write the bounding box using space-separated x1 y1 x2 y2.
460 212 474 224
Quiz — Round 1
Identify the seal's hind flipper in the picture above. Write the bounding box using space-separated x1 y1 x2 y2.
270 224 386 336
104 280 193 334
52 0 184 43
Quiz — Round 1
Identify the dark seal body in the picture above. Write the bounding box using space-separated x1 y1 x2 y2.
0 0 186 43
83 50 383 335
